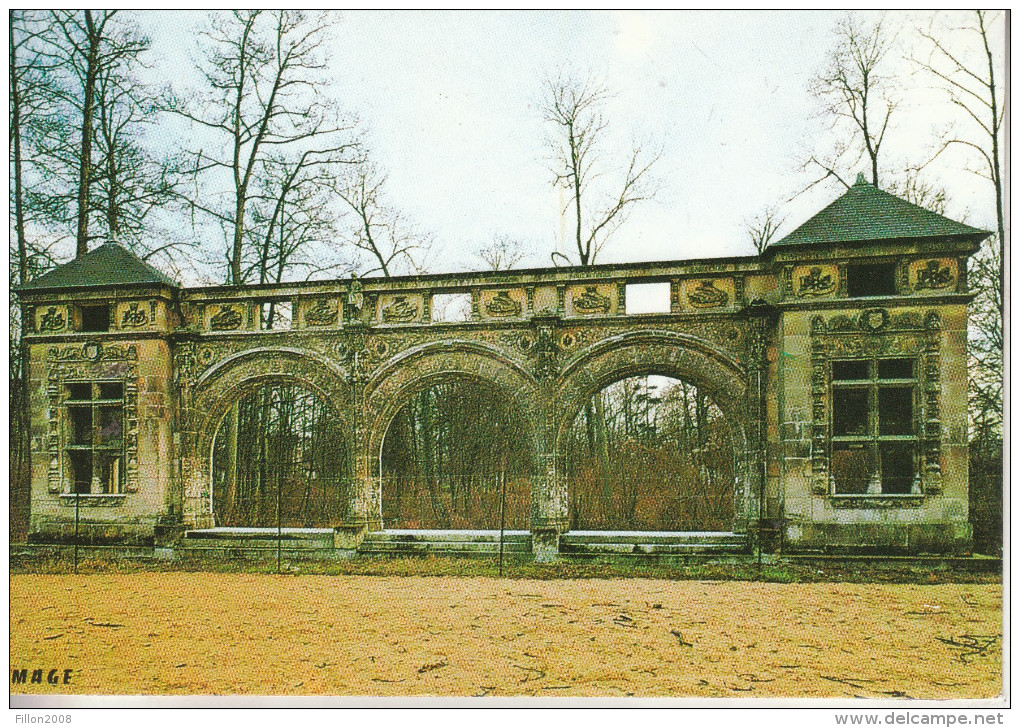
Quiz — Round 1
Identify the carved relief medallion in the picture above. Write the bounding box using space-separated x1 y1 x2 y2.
210 304 243 331
484 290 522 317
38 306 66 332
120 302 149 328
305 298 339 327
794 265 838 297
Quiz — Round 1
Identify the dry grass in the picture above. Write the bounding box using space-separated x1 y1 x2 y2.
10 574 1002 698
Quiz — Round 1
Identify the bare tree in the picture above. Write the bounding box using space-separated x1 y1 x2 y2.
804 15 897 192
90 46 179 250
886 168 949 215
745 205 786 254
168 10 355 284
476 235 529 271
336 160 430 277
916 10 1005 313
38 11 152 256
541 73 659 267
248 149 354 285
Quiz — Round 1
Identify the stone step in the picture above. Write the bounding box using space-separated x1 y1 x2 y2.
184 528 334 550
561 530 747 546
365 529 531 544
559 541 748 556
360 539 531 555
175 546 342 560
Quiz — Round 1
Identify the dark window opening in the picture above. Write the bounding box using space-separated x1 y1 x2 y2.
832 360 869 381
847 263 896 297
99 382 123 400
69 451 93 494
832 443 873 495
830 358 920 496
880 444 915 494
878 358 914 379
67 383 91 401
832 388 869 436
95 453 123 494
68 406 92 445
878 386 913 435
64 381 124 495
80 305 111 332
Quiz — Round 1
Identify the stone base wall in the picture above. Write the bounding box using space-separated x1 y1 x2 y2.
784 521 972 555
28 515 160 546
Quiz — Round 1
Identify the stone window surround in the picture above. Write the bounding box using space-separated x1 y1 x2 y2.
45 343 141 502
809 308 942 508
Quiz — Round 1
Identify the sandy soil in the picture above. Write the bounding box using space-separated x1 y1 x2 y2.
9 574 1002 699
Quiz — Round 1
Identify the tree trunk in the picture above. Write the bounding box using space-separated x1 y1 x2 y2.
75 10 99 257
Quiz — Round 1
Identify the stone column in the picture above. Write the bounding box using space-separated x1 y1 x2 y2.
334 368 374 551
531 450 568 562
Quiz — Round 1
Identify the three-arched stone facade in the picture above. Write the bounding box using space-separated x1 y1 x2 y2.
172 317 765 548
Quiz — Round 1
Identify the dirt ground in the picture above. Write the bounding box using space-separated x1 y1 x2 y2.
10 574 1002 699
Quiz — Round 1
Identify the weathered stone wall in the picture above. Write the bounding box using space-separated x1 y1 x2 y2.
17 245 979 555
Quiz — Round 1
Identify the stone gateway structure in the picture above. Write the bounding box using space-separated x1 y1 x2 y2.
17 178 988 558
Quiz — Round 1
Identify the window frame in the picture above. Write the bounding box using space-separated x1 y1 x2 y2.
829 357 920 497
64 380 126 495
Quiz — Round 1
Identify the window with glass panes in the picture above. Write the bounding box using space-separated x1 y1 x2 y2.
65 381 125 494
830 358 918 495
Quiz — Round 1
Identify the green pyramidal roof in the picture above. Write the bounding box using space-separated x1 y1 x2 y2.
774 175 989 248
20 241 177 290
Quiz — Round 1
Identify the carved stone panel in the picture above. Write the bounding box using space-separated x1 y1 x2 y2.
909 258 958 294
566 284 616 316
209 303 246 331
37 305 68 333
678 278 734 310
303 297 341 328
119 301 150 329
792 264 838 298
378 293 423 324
481 289 524 318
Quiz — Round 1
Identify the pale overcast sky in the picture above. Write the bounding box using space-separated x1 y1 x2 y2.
140 9 1003 278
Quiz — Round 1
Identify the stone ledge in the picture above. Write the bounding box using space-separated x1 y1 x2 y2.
58 494 128 508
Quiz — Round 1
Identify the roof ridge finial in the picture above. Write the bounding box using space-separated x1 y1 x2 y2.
854 172 869 186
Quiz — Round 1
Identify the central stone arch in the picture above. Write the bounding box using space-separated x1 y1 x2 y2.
363 340 544 529
552 330 754 533
184 347 355 528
